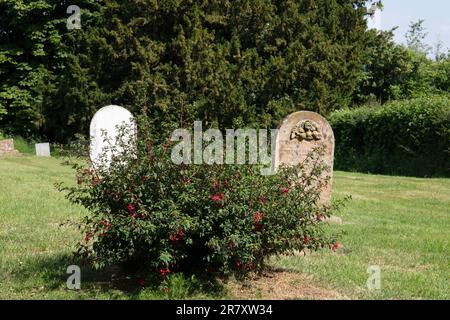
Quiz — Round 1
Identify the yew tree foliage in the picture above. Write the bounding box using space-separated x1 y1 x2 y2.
0 0 371 140
61 122 341 278
63 0 369 136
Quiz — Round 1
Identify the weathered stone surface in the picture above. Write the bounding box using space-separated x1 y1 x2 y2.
322 215 342 225
89 105 135 168
274 111 335 205
0 139 20 156
35 143 51 157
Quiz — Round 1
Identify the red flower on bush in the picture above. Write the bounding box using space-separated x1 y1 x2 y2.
84 230 93 242
159 268 171 277
253 212 264 223
211 193 224 203
127 204 136 214
331 241 340 252
281 187 289 194
170 227 184 243
159 286 170 298
100 220 112 229
235 260 242 268
253 212 265 232
303 235 311 244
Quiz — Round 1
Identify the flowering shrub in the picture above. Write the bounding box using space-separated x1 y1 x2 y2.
61 124 341 282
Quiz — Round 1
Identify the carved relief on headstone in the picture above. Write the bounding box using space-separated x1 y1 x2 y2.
274 111 334 205
290 119 323 141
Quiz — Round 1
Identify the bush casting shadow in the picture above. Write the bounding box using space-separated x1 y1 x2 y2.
14 253 226 299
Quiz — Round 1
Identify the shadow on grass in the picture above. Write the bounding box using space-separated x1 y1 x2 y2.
12 253 226 299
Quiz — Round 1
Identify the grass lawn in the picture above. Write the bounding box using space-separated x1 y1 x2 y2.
0 155 449 299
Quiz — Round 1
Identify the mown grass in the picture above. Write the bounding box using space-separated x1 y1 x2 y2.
0 156 448 299
272 172 450 299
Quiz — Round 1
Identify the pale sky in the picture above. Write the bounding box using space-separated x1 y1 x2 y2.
367 0 450 53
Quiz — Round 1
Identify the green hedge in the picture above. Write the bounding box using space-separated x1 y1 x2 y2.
328 95 450 177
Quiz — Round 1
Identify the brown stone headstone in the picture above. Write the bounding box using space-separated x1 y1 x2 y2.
274 111 334 205
0 139 20 156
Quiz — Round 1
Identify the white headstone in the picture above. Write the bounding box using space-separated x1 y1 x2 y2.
89 105 135 168
35 143 51 157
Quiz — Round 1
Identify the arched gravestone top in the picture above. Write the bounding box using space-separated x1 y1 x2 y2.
89 105 135 168
274 111 334 205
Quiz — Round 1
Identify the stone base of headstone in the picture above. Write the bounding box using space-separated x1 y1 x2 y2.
321 215 343 225
0 139 21 156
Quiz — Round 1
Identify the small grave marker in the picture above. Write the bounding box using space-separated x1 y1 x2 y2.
35 143 51 157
